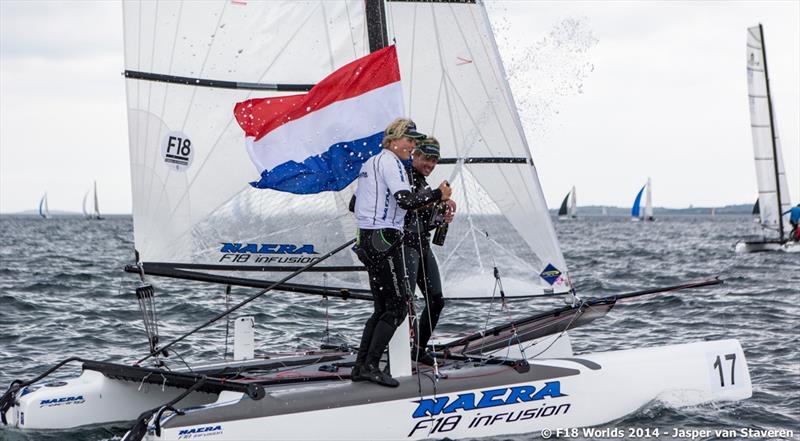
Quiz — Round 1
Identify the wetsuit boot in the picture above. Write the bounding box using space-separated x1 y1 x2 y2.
362 320 400 387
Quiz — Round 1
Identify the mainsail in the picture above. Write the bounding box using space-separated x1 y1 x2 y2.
38 194 49 219
644 177 654 219
569 185 577 218
83 181 102 219
123 0 570 298
746 24 793 237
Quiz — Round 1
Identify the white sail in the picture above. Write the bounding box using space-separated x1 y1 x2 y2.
93 181 101 218
568 185 577 218
82 191 90 218
644 177 654 219
387 2 570 296
38 194 49 219
123 0 569 298
746 25 793 236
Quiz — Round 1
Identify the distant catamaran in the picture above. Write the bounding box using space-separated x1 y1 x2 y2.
735 24 796 253
82 181 103 220
631 177 654 222
557 186 577 220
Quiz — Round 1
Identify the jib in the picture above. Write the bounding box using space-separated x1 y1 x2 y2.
179 425 222 435
40 395 84 405
219 243 317 254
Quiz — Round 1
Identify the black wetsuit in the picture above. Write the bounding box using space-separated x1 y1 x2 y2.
350 187 443 373
403 167 446 352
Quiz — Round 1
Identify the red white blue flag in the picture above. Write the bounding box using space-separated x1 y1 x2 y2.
234 45 403 194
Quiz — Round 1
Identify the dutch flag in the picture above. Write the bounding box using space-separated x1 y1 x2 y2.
234 45 403 194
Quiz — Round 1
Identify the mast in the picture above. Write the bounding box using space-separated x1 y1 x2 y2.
365 0 388 53
759 24 784 241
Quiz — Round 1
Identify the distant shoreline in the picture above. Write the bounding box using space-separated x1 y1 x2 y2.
0 204 757 217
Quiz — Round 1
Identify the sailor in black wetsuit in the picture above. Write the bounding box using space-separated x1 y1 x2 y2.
350 119 452 387
403 137 456 366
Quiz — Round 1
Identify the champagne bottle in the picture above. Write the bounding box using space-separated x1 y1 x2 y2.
432 203 449 246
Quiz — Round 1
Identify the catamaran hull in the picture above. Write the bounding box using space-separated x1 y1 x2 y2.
734 240 798 253
143 339 750 441
3 370 216 430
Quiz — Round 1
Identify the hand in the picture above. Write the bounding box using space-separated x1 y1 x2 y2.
444 199 456 223
438 181 452 201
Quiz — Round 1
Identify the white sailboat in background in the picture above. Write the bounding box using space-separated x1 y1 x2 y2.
735 24 796 253
37 193 50 219
557 186 577 220
2 2 751 439
82 181 103 220
630 178 654 222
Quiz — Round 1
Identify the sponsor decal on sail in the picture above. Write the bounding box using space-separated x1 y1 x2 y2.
218 242 320 264
539 264 563 285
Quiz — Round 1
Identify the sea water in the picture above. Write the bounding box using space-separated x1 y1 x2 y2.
0 214 797 440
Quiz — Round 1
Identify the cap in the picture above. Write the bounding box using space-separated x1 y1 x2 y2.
384 118 427 143
415 137 440 158
404 120 426 139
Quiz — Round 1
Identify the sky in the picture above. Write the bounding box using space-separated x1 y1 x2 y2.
1 1 798 214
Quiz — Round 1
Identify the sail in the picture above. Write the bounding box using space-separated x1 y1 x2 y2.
746 25 793 236
82 191 90 218
568 185 577 218
751 198 760 216
557 193 569 216
631 186 645 218
122 0 570 298
93 181 101 218
38 194 49 219
644 177 654 219
387 1 570 296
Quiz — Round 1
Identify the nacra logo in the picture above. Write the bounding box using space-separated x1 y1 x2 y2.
39 395 85 406
178 425 222 436
412 381 565 418
219 243 318 255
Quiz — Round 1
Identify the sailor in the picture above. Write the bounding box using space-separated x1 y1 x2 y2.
350 118 452 387
403 137 456 366
783 204 800 241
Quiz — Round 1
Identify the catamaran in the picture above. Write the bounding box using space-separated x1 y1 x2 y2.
630 178 654 222
37 193 50 219
735 24 797 253
82 180 103 220
557 186 577 220
2 2 751 440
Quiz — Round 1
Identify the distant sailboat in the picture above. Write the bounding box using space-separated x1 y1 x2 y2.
751 198 760 223
631 178 654 222
735 24 796 253
557 186 577 220
82 181 103 220
38 194 50 219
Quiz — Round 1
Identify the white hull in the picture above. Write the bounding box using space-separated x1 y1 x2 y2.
4 339 751 439
140 340 749 441
734 239 799 253
3 370 216 430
